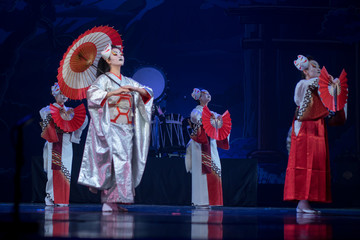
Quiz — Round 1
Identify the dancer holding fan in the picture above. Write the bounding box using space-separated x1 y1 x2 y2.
284 55 347 214
40 82 88 206
185 88 231 208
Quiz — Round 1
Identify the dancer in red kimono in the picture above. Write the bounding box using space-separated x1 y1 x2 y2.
284 55 346 213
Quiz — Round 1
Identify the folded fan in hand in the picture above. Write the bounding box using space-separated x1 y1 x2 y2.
50 103 86 132
202 105 231 140
318 66 348 111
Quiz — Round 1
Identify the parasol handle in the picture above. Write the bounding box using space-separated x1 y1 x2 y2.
91 64 121 87
333 84 338 111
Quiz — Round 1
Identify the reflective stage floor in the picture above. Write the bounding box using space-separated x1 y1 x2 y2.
1 203 360 239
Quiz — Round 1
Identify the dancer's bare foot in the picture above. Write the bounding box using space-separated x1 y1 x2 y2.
56 204 69 207
45 196 54 206
296 200 321 214
89 187 98 194
194 205 211 209
102 203 118 212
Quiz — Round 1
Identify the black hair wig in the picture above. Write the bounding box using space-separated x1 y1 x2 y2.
96 45 122 78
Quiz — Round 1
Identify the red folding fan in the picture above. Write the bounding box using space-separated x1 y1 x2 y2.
50 103 86 132
318 66 348 111
202 105 232 140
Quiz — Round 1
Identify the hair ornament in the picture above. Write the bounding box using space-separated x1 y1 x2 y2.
294 55 309 71
51 82 61 96
101 43 112 60
191 88 201 100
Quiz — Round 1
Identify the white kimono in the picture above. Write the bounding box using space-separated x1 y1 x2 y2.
78 73 153 203
185 105 229 206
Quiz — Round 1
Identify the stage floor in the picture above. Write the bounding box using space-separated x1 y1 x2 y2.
0 203 360 239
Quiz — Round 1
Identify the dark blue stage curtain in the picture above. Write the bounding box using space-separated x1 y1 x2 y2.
221 158 257 206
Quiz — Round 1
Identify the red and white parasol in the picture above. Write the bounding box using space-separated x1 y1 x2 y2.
50 103 86 132
202 105 232 141
57 26 123 100
318 66 348 112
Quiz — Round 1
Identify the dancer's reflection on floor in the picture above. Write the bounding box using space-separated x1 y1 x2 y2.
44 206 69 237
191 209 223 239
283 212 332 240
101 211 134 239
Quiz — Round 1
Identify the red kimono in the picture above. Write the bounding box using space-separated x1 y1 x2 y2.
284 78 331 202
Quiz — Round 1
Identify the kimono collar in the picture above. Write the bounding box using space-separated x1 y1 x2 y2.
195 105 204 111
109 72 122 86
110 72 122 80
53 103 65 108
306 77 319 84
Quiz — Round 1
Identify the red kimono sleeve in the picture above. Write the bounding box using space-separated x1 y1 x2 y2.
328 109 346 126
217 138 229 150
141 90 152 104
297 91 329 121
191 126 208 144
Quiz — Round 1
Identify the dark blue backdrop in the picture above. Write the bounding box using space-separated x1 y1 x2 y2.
0 0 359 206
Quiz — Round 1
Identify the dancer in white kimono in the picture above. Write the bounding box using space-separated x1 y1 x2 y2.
40 82 88 206
185 88 229 207
78 43 153 212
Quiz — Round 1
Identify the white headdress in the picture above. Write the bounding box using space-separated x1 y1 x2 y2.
101 43 124 60
191 88 208 101
101 43 112 60
294 55 309 71
51 82 61 96
191 88 201 100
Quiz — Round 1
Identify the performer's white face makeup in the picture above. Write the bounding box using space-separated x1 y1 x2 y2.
107 48 124 66
199 90 211 106
55 92 68 104
304 60 321 79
